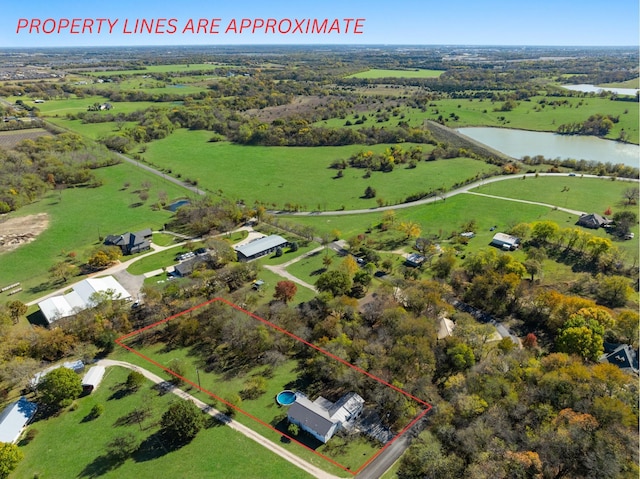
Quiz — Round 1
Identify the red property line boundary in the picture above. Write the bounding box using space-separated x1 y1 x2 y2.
116 297 432 476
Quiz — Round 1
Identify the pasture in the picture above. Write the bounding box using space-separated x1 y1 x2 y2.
142 129 500 210
80 63 232 76
346 69 445 79
11 366 315 479
0 162 192 303
316 95 639 144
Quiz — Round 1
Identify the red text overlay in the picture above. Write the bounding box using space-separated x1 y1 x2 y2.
16 18 366 35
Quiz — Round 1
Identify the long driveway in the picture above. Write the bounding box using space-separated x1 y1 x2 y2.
97 359 341 479
275 173 638 216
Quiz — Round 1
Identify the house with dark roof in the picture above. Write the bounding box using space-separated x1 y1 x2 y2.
235 235 289 262
287 392 364 443
0 397 37 443
104 228 152 255
405 253 426 268
172 255 210 277
576 213 611 229
600 343 639 374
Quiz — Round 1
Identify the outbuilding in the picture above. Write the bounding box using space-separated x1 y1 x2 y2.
0 397 38 443
235 235 289 262
82 366 106 394
490 233 520 251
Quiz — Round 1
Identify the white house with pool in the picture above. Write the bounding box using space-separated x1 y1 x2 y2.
286 392 364 443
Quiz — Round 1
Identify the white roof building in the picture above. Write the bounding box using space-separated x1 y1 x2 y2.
235 235 289 261
82 366 106 393
287 392 364 443
38 276 131 324
0 397 37 443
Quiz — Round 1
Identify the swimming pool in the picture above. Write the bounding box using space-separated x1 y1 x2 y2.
276 390 296 406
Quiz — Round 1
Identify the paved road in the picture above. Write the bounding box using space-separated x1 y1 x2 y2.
97 359 341 479
274 173 639 217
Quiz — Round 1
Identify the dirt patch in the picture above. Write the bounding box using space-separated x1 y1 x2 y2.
244 95 332 122
0 213 50 254
0 128 53 150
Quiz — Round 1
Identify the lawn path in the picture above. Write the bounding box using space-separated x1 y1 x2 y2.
263 246 324 293
97 359 342 479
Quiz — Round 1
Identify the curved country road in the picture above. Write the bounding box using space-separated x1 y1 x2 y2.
97 359 342 479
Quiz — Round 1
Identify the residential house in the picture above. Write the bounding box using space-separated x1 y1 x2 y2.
104 228 152 255
172 255 210 277
405 253 426 267
0 397 38 443
600 343 639 374
235 235 289 262
37 276 131 324
287 392 364 443
576 213 611 229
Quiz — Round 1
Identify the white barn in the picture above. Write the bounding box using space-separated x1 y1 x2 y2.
38 276 131 324
490 233 520 251
0 397 37 443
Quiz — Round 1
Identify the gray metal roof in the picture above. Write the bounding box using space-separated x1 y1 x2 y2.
235 235 288 258
0 397 37 443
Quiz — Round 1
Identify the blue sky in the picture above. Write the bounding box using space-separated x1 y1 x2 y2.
2 0 638 48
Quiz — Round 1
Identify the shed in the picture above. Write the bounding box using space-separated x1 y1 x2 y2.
490 233 520 251
82 366 106 394
235 235 289 262
0 397 37 443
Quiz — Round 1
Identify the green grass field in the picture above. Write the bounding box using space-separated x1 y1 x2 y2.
8 94 164 119
598 78 640 89
0 163 193 303
115 339 366 475
142 129 500 210
316 95 639 144
346 69 445 79
81 63 231 76
11 366 315 479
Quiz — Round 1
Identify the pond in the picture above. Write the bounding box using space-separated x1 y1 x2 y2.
561 84 639 97
458 127 639 168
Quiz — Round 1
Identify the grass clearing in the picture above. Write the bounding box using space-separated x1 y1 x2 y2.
12 365 315 479
0 162 192 303
81 63 232 76
142 129 500 210
346 69 444 79
316 96 639 144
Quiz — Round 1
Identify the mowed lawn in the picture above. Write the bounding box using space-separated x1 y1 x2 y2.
346 69 445 79
0 162 191 303
12 366 314 479
8 95 163 118
143 129 500 210
115 338 370 475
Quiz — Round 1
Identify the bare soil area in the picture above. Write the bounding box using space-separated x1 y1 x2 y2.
0 128 52 149
0 213 49 253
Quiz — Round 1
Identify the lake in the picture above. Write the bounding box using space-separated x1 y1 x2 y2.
562 84 639 97
458 127 640 168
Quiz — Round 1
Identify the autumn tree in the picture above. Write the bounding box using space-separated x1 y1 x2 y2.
48 261 79 284
38 366 83 409
274 281 297 303
6 300 27 324
556 315 604 361
0 442 23 479
622 186 638 205
315 270 352 297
